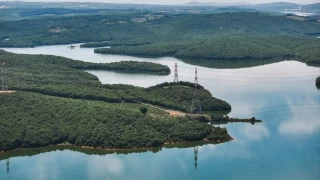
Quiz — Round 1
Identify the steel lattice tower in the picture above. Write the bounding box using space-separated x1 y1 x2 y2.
174 62 178 83
190 67 202 114
194 67 198 86
2 61 8 91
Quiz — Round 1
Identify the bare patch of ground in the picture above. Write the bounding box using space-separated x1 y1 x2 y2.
49 27 67 33
141 102 186 117
164 110 186 117
0 91 15 94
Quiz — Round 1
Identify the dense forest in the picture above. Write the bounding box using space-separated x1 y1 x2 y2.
0 12 320 66
0 91 230 151
81 41 149 48
0 50 170 74
95 36 320 67
0 50 234 151
81 61 170 75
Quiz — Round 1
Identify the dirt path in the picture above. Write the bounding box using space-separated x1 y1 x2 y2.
164 110 186 117
141 103 186 117
0 91 16 94
141 102 211 119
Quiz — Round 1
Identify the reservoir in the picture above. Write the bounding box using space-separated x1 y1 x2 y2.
1 45 320 179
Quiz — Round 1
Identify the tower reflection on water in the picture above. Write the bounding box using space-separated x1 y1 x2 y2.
194 147 198 170
6 159 9 174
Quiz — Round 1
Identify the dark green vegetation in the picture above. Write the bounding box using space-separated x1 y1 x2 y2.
81 61 170 75
95 36 320 67
0 50 170 74
0 91 229 151
0 50 233 151
81 41 149 48
1 12 319 67
0 50 230 112
206 127 231 141
140 107 148 115
2 12 320 47
316 76 320 89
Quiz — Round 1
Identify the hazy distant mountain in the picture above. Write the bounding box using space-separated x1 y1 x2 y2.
0 1 318 17
184 1 253 7
237 2 300 14
256 2 300 7
301 3 320 13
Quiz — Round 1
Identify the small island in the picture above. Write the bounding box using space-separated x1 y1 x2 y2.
83 61 171 75
316 76 320 89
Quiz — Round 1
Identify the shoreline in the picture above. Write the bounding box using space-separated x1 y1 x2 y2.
0 137 234 154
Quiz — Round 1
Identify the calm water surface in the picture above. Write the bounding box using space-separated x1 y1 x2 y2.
1 45 320 180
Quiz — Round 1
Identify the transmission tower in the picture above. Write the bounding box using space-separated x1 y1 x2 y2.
2 61 8 91
174 62 178 83
190 67 202 114
194 67 198 86
194 146 198 170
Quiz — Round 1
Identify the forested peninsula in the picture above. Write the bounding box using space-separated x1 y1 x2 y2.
1 12 320 67
94 36 320 67
0 50 234 152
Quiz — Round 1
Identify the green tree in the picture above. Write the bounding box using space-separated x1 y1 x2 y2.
140 107 148 115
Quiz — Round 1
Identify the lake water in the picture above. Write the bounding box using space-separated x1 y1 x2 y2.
1 45 320 179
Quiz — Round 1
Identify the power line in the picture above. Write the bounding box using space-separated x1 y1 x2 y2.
230 103 320 116
178 70 318 79
230 107 320 117
2 61 8 91
178 65 320 75
190 67 202 114
174 62 178 83
179 74 318 83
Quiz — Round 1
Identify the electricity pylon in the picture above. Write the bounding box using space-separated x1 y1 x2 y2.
190 67 202 114
2 61 8 91
174 62 178 83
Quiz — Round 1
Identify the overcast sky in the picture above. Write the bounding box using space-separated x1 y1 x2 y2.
0 0 318 5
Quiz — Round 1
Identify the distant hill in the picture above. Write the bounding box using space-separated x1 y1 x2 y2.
301 3 320 13
256 2 300 7
184 1 253 7
248 2 300 12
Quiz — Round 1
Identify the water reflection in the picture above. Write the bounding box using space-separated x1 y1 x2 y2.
6 159 9 174
240 123 270 141
194 147 198 170
278 98 320 136
88 155 124 179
